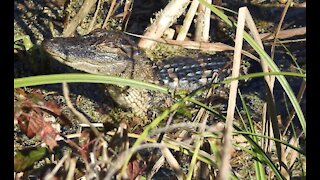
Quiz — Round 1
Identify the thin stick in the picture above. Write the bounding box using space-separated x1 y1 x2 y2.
260 27 306 40
194 0 212 42
128 31 260 61
269 1 293 178
270 0 293 88
282 80 306 136
63 0 98 37
218 7 245 180
244 6 272 154
62 82 101 137
138 0 191 49
44 153 70 180
102 0 117 29
87 0 103 33
122 0 134 31
176 0 200 40
66 157 78 180
161 146 185 180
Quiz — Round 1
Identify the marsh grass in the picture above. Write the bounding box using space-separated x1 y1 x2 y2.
14 0 306 179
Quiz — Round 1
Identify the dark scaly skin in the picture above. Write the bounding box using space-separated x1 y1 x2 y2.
42 29 231 116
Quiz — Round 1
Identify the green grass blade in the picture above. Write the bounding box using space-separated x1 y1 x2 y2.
197 0 305 135
233 126 284 180
14 73 169 94
238 90 266 180
243 33 306 135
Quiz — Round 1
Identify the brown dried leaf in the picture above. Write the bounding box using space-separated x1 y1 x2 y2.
15 90 72 150
127 159 147 180
38 123 59 150
17 110 59 150
127 160 141 180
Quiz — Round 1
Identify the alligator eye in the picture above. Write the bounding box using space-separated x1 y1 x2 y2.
120 46 134 56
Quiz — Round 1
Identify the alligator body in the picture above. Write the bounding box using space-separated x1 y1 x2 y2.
42 29 231 116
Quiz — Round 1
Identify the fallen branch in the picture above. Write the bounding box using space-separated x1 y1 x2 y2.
259 27 306 40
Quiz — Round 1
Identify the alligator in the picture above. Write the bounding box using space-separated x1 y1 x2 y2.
42 29 233 116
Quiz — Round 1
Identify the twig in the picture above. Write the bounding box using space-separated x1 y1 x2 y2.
218 7 245 180
102 0 117 29
147 111 176 178
104 143 166 180
161 146 185 180
66 157 78 180
285 132 302 168
194 0 212 42
186 107 211 179
186 68 220 179
122 0 134 31
62 82 101 137
244 5 274 157
260 27 306 40
138 0 191 49
128 31 260 61
44 153 70 180
272 38 306 44
87 0 103 33
247 5 290 178
149 156 165 178
282 80 306 136
269 1 293 178
63 0 98 37
176 0 200 40
271 0 292 64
